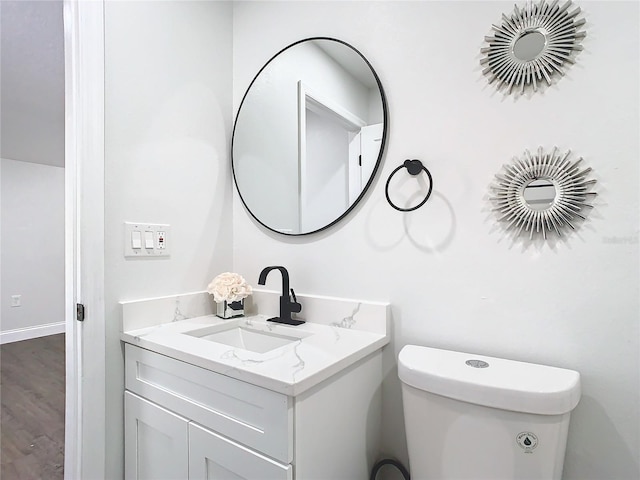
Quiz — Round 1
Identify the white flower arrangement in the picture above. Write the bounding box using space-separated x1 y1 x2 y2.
206 272 253 303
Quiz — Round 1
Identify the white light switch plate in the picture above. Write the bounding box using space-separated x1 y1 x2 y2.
124 222 171 258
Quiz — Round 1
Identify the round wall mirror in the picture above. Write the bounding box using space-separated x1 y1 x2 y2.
232 37 388 235
480 0 586 94
522 178 556 210
513 31 546 61
490 147 597 239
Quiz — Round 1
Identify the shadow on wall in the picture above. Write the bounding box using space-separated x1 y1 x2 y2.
365 191 457 254
564 395 640 479
379 362 410 479
377 307 410 479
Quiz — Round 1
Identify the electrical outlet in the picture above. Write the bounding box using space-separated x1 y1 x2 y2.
156 231 166 249
11 295 21 307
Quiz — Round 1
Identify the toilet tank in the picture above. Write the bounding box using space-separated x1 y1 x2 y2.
398 345 581 480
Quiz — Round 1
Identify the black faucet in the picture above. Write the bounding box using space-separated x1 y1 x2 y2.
257 266 304 326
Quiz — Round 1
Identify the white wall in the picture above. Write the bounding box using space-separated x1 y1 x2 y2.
103 1 233 477
232 2 639 479
1 158 65 341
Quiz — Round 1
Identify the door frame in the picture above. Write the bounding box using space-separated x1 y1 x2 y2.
63 1 106 478
297 81 365 233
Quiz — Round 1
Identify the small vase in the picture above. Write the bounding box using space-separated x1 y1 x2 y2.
216 299 244 319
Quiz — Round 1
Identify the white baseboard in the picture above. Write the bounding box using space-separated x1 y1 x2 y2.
0 322 66 344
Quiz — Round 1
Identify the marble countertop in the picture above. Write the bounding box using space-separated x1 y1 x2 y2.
121 313 388 396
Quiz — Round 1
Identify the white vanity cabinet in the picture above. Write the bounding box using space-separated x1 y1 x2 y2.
188 423 292 479
125 392 292 480
124 343 382 480
124 392 189 479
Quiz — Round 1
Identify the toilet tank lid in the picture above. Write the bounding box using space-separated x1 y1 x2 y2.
398 345 581 415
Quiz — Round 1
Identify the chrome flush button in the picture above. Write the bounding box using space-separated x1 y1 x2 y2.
466 359 489 368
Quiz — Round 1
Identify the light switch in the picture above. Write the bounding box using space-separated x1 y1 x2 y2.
131 231 142 249
144 231 154 249
124 222 171 258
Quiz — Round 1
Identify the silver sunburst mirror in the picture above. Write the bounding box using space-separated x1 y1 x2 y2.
490 147 596 239
481 0 586 94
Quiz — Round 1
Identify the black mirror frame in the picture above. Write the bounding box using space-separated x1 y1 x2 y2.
231 36 389 236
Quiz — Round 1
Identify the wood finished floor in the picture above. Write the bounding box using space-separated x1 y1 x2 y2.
1 334 65 480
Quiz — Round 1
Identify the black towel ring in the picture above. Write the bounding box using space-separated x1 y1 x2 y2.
385 159 433 212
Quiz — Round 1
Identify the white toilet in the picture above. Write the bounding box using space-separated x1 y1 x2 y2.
398 345 581 479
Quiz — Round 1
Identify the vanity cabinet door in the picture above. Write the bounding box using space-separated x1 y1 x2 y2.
125 391 189 480
125 344 292 463
189 423 292 480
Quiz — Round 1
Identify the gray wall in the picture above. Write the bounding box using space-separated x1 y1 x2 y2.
0 159 65 337
0 1 65 341
0 0 64 168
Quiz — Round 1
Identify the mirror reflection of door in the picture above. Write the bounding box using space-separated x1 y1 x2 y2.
299 82 383 233
302 106 352 233
359 123 383 190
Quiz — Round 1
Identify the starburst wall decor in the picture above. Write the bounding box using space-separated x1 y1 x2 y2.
480 0 586 94
490 147 596 239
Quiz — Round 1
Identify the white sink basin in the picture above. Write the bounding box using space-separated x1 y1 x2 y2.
183 320 313 354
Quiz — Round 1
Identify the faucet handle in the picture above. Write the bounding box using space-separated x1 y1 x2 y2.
290 289 302 313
